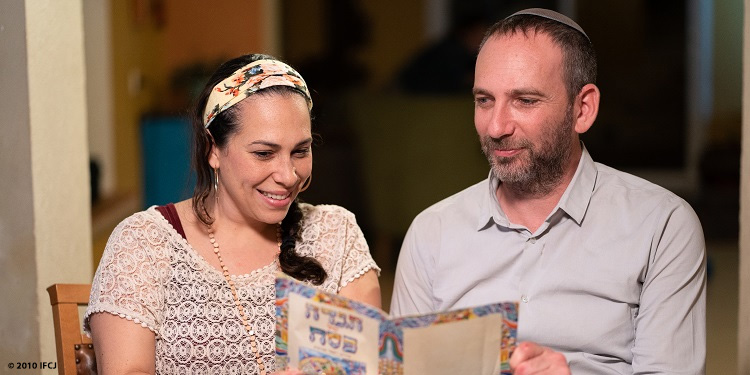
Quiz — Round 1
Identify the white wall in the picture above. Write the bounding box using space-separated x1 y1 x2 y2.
0 0 39 365
84 0 115 197
0 0 93 372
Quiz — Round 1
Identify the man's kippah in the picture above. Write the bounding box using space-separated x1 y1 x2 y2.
505 8 590 42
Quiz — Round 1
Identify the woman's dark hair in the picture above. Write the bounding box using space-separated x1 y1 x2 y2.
190 53 327 285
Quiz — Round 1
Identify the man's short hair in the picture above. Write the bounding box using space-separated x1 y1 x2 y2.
479 11 597 103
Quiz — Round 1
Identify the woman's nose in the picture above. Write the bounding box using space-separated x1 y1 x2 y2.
275 160 299 187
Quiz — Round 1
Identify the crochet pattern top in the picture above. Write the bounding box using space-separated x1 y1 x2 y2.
84 203 379 374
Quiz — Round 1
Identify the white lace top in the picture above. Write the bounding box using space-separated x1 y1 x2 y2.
84 203 379 374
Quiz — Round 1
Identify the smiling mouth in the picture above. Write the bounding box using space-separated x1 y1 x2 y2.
494 148 523 157
260 190 291 201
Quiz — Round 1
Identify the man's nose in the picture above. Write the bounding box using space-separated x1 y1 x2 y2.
486 104 516 139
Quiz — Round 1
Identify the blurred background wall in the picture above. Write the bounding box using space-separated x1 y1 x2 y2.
2 0 747 373
94 2 746 373
87 0 743 254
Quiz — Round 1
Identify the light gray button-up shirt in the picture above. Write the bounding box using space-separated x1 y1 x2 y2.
390 148 706 374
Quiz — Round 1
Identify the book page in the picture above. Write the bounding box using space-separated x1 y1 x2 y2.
276 275 387 375
276 276 518 375
402 313 503 375
378 303 518 375
286 293 381 375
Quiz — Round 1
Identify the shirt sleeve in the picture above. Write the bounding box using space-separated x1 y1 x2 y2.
337 207 381 290
83 212 168 336
389 212 440 317
632 198 706 374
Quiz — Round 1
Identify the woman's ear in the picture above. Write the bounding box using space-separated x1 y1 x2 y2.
573 83 600 134
208 142 220 169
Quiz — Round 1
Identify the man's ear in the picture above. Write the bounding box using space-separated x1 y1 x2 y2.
573 83 600 134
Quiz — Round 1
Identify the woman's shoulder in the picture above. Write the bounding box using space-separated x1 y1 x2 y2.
106 206 181 251
113 206 169 232
298 202 357 223
296 202 378 294
296 203 363 248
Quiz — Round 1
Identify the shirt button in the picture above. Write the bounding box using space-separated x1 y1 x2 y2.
528 238 536 244
521 295 529 303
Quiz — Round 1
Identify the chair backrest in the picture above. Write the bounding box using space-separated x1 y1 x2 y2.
46 284 97 375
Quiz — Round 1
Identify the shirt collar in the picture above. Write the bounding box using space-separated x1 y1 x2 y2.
557 145 597 225
476 144 597 230
477 170 505 230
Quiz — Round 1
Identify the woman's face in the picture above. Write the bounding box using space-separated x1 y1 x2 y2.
209 93 312 226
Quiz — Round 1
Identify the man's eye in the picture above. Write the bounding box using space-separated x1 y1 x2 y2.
518 98 538 105
474 97 491 106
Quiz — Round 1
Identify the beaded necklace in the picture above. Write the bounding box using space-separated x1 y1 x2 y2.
207 223 281 375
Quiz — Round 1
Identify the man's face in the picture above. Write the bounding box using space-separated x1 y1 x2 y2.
473 32 578 194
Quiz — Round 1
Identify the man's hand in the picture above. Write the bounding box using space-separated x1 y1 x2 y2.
510 342 570 375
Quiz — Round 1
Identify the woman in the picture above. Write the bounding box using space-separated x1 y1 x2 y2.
85 54 381 374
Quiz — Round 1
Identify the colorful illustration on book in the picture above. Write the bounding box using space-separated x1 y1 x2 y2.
308 326 360 354
275 295 290 358
301 300 366 360
306 303 364 333
276 275 519 375
373 305 518 375
299 347 366 375
377 329 403 375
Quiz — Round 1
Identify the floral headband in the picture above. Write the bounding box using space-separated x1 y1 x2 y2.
203 59 313 128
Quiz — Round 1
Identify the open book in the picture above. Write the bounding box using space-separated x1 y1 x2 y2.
275 275 519 375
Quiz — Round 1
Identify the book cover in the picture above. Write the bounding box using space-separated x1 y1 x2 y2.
275 275 518 375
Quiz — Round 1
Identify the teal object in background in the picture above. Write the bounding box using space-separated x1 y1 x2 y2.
141 116 195 208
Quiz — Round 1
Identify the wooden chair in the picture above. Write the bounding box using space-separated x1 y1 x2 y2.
47 284 97 375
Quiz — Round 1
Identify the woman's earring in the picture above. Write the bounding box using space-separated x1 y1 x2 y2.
299 174 312 192
213 167 220 202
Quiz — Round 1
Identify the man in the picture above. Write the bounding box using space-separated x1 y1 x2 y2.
390 8 706 375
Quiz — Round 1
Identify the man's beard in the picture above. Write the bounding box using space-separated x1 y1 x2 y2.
480 106 575 197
